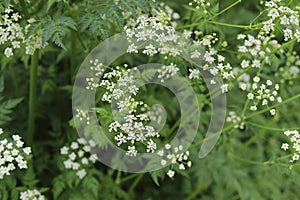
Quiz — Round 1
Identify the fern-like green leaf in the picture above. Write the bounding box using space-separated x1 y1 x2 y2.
78 11 109 40
42 16 77 49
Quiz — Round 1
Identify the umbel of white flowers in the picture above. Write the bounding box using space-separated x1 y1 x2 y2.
0 128 32 179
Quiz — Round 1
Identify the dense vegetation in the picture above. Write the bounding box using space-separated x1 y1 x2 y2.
1 0 300 199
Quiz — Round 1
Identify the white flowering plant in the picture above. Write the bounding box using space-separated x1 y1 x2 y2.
0 128 48 200
1 0 300 199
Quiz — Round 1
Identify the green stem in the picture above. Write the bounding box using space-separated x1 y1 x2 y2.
209 0 241 20
27 51 39 145
230 152 294 166
119 174 139 183
208 21 261 29
239 119 275 152
76 32 88 53
245 121 287 131
176 0 242 30
115 170 121 184
250 10 266 27
70 31 76 81
128 174 144 196
190 121 239 149
8 64 19 96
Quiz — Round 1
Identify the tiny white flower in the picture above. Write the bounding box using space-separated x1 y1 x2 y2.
60 146 69 155
70 142 79 149
23 147 31 155
81 157 88 165
292 154 299 162
250 106 257 111
221 84 228 93
247 93 254 100
167 170 175 178
69 152 76 161
76 169 87 179
157 150 164 156
281 143 289 151
253 76 260 83
252 59 261 68
241 60 250 68
277 97 282 103
165 144 171 150
4 48 13 57
266 80 272 86
89 154 98 163
161 159 167 166
179 163 185 170
12 135 21 141
64 159 73 169
270 109 276 116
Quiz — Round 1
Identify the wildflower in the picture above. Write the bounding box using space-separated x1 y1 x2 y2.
157 63 179 82
20 189 45 200
0 129 32 179
4 47 13 57
188 68 201 79
76 169 87 179
281 143 289 151
60 138 97 179
126 146 138 157
221 84 228 93
226 111 245 129
270 109 276 116
158 144 192 178
167 170 175 178
282 130 300 163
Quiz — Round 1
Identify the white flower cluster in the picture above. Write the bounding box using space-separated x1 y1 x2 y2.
125 15 180 57
126 16 232 93
240 76 281 115
191 32 234 93
157 63 179 82
75 109 90 125
157 144 192 178
117 0 180 28
1 6 23 57
96 66 160 156
226 111 245 130
188 0 211 13
237 34 281 68
276 51 300 84
281 130 300 163
261 0 300 42
0 128 31 179
19 189 45 200
0 6 45 57
157 2 180 27
85 59 106 90
60 138 98 179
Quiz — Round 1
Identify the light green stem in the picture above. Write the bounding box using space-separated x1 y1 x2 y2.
208 21 261 29
209 0 241 20
128 174 144 196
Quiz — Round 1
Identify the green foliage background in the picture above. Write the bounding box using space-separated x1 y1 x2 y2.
1 0 300 199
